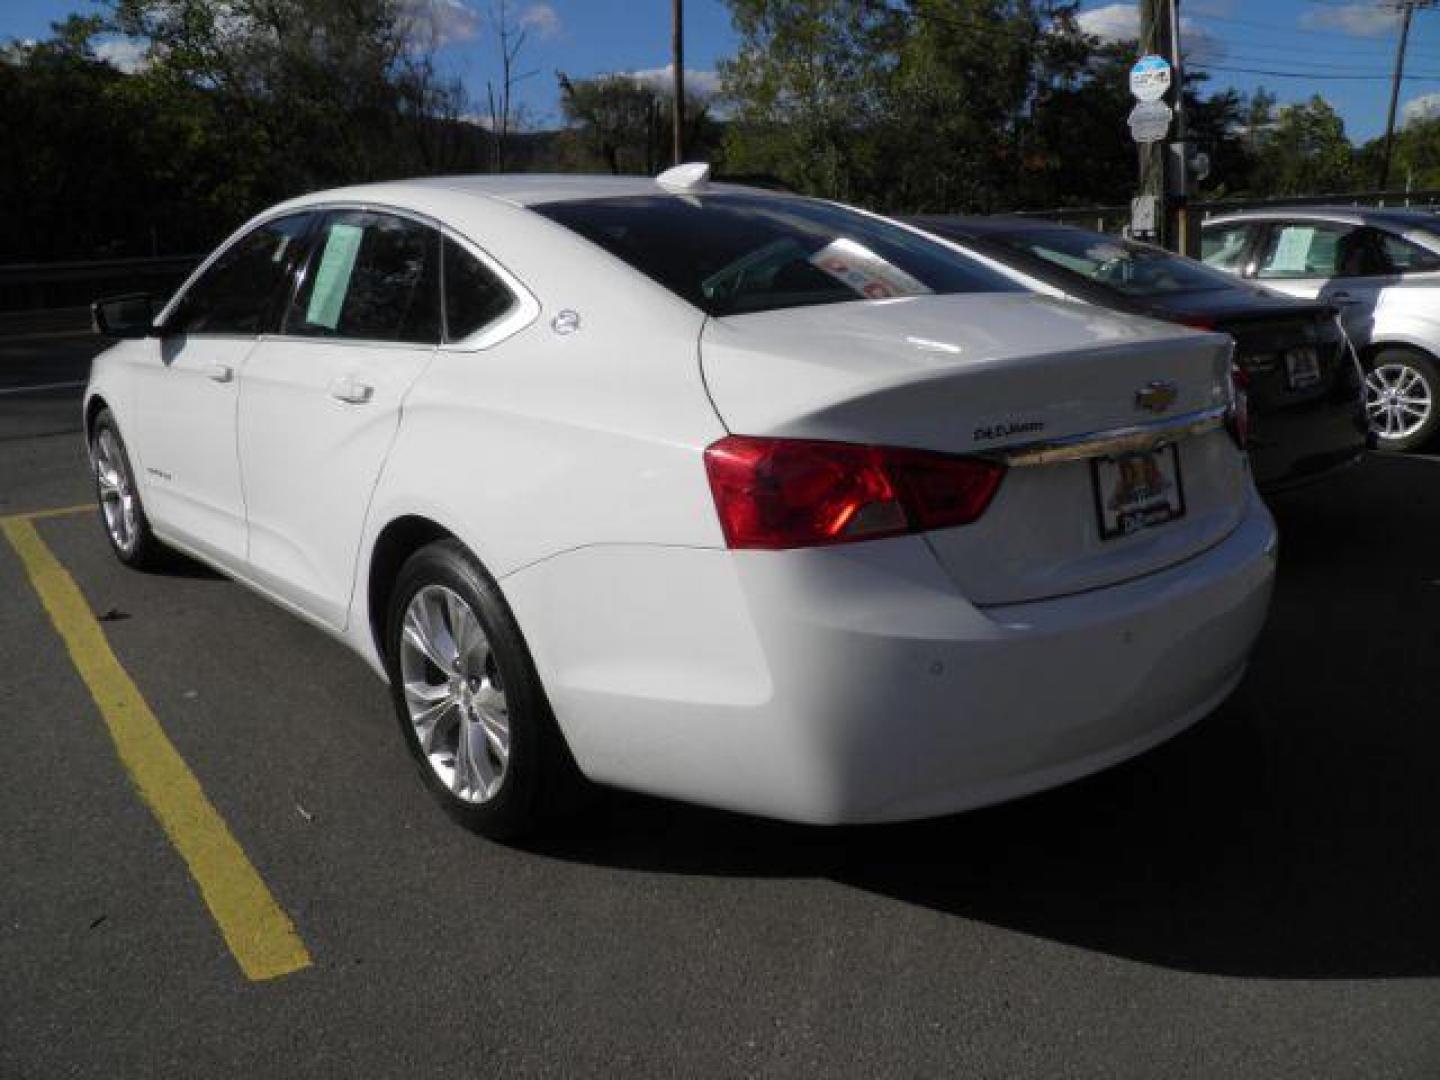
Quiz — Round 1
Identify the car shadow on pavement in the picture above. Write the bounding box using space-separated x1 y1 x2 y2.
533 454 1440 979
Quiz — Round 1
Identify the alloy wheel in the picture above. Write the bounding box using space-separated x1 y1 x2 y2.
94 427 138 554
398 584 510 804
1365 362 1432 442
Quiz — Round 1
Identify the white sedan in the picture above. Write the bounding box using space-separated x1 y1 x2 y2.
86 167 1277 838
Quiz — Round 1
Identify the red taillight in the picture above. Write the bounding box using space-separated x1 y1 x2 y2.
1226 362 1251 448
703 435 1005 550
1178 314 1216 331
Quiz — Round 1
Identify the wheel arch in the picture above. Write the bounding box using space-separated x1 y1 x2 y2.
84 393 110 442
366 514 459 663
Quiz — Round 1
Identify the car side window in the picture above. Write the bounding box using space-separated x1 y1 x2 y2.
166 213 315 336
285 211 441 344
1379 233 1440 274
1254 223 1361 279
443 237 516 342
1200 224 1252 272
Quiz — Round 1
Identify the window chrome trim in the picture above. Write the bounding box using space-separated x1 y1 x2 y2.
983 405 1229 468
162 200 539 351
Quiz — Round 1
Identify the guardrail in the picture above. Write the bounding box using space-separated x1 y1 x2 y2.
0 254 199 321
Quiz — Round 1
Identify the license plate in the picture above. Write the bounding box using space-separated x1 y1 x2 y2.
1091 445 1186 540
1285 346 1321 389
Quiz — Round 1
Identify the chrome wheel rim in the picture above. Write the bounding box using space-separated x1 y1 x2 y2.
1365 362 1432 441
398 584 510 804
94 428 137 554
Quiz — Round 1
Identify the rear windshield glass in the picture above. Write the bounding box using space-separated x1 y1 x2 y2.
996 229 1238 297
533 195 1022 316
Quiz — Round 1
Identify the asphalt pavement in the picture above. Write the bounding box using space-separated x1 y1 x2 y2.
2 334 1438 1077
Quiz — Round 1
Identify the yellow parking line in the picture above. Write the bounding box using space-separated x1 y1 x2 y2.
1 516 311 982
6 503 93 522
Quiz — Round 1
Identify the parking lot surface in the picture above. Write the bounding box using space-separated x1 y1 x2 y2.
3 337 1439 1077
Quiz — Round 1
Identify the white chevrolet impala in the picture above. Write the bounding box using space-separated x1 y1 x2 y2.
85 167 1277 838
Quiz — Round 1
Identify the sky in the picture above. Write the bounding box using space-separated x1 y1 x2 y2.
3 0 1437 143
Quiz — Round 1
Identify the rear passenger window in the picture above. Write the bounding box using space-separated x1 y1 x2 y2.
443 238 515 342
1380 233 1440 274
286 211 440 343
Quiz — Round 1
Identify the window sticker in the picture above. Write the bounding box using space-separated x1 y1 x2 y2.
1268 227 1316 276
808 238 933 299
306 223 364 330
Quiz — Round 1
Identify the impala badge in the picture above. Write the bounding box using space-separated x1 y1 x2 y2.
1135 380 1179 413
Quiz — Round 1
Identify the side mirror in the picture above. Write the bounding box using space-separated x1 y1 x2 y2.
92 293 157 338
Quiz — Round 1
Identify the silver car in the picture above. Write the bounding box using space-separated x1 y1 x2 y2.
1201 207 1440 451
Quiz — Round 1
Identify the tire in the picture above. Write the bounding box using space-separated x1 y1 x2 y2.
1364 347 1440 453
90 408 166 568
384 539 584 840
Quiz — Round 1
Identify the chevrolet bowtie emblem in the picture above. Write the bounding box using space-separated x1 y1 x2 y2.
1135 380 1179 413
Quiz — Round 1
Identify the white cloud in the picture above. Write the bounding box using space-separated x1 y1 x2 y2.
1073 3 1224 63
624 64 721 101
1300 4 1401 38
519 3 561 40
399 0 482 48
1403 92 1440 128
94 36 149 74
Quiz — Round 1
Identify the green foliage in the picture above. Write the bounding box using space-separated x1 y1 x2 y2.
557 73 719 175
1245 94 1357 196
1 2 485 261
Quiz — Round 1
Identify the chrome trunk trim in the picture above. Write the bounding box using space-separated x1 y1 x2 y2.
986 405 1229 467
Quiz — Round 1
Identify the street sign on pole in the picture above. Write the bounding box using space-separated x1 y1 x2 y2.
1128 101 1173 144
1129 55 1172 103
1131 195 1158 237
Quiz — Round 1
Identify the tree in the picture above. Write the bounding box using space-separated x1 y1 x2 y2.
557 73 718 175
1247 95 1357 196
719 0 903 201
484 0 536 172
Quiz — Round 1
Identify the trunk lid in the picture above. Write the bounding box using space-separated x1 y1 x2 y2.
700 293 1247 605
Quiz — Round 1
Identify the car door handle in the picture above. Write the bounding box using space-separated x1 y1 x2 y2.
328 375 374 404
1330 292 1362 305
206 363 234 383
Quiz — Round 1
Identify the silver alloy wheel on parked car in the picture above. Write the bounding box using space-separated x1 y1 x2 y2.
1365 361 1433 442
398 583 511 804
94 427 138 555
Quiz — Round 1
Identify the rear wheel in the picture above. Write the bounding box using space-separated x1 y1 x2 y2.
91 408 165 568
384 539 583 840
1364 347 1438 452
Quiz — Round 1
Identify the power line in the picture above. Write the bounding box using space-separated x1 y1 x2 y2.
1192 62 1440 80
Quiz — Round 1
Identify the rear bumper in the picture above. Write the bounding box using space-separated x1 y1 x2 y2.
504 497 1277 825
1250 384 1367 492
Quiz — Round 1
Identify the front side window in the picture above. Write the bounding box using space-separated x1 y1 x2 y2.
998 229 1237 297
1200 223 1253 272
285 211 441 344
443 238 516 342
1254 222 1377 279
167 213 315 336
533 195 1022 317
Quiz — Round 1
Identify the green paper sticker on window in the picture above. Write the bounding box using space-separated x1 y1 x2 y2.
306 223 364 330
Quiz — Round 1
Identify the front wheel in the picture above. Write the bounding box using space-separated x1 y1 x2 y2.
384 539 583 840
1364 348 1439 452
91 408 166 568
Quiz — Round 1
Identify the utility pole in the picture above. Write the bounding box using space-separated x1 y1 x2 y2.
672 0 685 165
1166 0 1190 255
1135 0 1175 249
1379 1 1435 190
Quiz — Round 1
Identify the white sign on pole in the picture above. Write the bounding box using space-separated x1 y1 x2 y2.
1128 101 1173 143
1131 195 1158 235
1129 55 1172 103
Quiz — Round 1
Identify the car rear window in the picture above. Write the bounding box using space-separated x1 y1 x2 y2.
997 229 1237 297
533 195 1022 317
